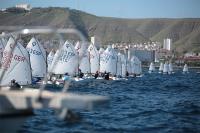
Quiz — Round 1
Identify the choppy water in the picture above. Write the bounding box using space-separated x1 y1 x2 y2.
20 69 200 133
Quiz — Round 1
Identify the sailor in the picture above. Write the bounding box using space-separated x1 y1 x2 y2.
62 73 71 89
104 72 109 80
102 71 106 77
78 69 84 78
63 73 70 82
10 79 21 90
126 71 129 77
94 71 99 79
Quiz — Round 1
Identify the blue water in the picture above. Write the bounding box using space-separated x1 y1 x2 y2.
20 69 200 133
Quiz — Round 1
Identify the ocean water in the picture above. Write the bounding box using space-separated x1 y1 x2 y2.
20 69 200 133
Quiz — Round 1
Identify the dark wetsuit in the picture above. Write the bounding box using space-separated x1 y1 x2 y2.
104 73 109 80
94 72 99 79
11 82 21 90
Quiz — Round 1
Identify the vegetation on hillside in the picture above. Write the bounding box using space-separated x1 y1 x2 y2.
0 7 200 53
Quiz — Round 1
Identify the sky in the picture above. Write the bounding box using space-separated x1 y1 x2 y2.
0 0 200 18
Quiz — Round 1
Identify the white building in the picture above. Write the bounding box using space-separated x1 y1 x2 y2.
91 36 101 49
163 38 172 51
16 4 31 11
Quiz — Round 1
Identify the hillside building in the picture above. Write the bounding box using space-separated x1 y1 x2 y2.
163 38 172 51
91 36 101 49
15 4 32 11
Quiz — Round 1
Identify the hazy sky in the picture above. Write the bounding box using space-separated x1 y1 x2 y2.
0 0 200 18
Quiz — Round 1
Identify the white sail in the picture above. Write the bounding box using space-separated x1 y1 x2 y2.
138 60 142 74
47 50 55 72
51 40 78 75
159 62 164 72
169 63 173 73
116 53 122 76
127 49 131 60
49 49 59 72
126 61 132 74
0 37 7 47
99 48 104 55
26 37 47 77
0 38 6 63
79 52 90 73
0 37 32 86
121 54 127 77
131 56 142 75
88 43 99 73
75 41 88 57
75 41 90 73
163 62 169 73
183 64 188 73
149 62 155 72
100 46 117 75
75 41 81 51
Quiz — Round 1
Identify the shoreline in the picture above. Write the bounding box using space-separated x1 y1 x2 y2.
142 65 200 69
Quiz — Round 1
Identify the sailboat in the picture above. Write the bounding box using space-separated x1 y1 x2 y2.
116 53 122 77
183 64 189 74
0 29 109 133
75 41 90 77
168 63 174 74
47 50 55 72
51 40 78 75
158 62 164 73
121 54 127 78
148 62 155 73
0 37 32 86
79 52 90 74
131 56 142 77
163 62 169 74
0 39 108 131
126 59 132 76
50 40 79 84
111 52 123 80
100 45 117 76
88 43 100 74
26 37 47 79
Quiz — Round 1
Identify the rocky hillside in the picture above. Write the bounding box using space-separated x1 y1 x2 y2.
0 7 200 53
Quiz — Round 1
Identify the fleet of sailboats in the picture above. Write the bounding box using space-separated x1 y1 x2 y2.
148 61 189 75
0 34 109 132
0 35 194 86
0 31 196 133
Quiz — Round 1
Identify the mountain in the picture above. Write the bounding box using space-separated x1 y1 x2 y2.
0 7 200 53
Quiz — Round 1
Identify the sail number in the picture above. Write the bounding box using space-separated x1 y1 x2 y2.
59 51 75 62
1 51 26 69
27 48 41 55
